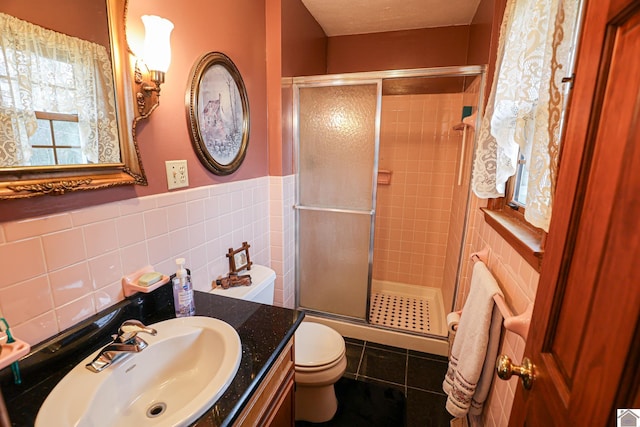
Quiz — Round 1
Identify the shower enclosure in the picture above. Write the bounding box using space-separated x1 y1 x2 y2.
294 66 484 347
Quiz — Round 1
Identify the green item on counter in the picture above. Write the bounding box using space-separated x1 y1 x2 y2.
1 317 22 384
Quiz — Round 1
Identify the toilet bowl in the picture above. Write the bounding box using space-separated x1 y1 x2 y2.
209 266 346 422
294 321 347 423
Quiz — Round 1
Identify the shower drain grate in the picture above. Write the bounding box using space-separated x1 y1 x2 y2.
369 292 432 333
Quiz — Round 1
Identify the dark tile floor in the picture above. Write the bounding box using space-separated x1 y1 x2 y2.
343 337 454 427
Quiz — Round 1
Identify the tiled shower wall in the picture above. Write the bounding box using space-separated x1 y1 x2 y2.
441 76 482 311
373 93 464 289
0 177 295 346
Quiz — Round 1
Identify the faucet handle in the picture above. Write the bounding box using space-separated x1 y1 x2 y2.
115 320 157 343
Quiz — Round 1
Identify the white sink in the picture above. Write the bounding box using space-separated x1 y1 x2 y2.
35 316 241 427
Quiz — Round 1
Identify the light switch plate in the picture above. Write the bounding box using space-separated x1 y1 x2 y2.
165 160 189 190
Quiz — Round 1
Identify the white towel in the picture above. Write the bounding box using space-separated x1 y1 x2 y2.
443 261 504 418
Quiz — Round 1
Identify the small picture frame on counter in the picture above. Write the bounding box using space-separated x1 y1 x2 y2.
227 241 252 273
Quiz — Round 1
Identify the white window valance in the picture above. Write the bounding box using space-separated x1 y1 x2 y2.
0 12 120 166
471 0 580 231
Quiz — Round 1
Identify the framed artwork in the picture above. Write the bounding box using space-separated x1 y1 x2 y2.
226 242 252 273
186 52 250 175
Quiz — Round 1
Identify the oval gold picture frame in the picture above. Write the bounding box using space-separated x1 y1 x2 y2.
186 52 250 175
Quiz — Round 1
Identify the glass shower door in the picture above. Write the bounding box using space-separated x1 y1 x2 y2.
295 82 380 320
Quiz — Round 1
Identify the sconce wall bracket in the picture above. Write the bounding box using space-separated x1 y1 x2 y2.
134 60 162 119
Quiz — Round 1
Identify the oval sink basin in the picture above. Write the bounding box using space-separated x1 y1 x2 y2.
35 316 241 427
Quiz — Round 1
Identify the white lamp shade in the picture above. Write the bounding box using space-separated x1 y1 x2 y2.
142 15 174 73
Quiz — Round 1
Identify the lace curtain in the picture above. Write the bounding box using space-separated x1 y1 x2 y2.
471 0 579 231
0 12 120 166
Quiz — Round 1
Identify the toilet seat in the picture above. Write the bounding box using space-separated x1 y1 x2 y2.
295 348 346 372
295 322 345 371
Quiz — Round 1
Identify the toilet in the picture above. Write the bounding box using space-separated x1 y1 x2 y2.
209 265 347 423
294 321 347 423
209 264 276 304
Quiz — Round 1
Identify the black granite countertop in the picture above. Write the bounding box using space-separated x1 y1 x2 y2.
0 282 304 426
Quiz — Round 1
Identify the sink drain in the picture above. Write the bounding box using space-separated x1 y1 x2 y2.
146 402 167 418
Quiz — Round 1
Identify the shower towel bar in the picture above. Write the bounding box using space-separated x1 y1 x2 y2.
452 111 476 186
470 249 533 340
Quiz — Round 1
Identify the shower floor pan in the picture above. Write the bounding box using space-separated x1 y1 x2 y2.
369 280 447 337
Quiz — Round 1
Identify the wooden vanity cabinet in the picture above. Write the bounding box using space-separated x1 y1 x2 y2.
195 338 295 427
192 337 295 427
234 338 295 427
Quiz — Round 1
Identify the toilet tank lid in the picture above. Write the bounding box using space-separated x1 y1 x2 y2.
244 264 275 286
211 264 275 299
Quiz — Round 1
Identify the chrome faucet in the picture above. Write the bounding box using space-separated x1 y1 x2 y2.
85 320 157 373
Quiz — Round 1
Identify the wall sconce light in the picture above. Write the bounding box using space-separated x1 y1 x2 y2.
135 15 174 119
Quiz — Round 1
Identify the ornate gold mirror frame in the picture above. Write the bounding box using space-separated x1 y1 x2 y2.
0 0 146 200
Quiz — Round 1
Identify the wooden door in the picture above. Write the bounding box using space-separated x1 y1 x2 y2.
508 0 640 425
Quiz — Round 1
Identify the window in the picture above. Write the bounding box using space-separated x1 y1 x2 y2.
30 112 86 166
470 0 583 270
0 12 120 167
472 0 581 228
482 171 545 271
510 153 528 208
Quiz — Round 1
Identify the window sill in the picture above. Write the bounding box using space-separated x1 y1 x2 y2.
480 207 544 271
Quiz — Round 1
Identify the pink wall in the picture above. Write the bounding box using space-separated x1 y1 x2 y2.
271 0 327 176
267 0 285 177
0 0 270 222
327 26 470 74
1 0 110 47
467 0 507 105
466 0 496 67
281 0 327 77
373 93 463 289
277 0 327 176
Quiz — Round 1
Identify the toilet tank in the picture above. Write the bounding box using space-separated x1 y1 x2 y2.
209 265 276 305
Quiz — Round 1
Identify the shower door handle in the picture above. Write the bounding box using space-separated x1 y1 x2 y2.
293 205 374 216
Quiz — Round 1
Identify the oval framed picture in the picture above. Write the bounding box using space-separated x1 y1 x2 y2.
186 52 250 175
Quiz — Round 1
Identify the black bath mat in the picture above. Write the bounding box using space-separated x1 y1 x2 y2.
295 377 406 427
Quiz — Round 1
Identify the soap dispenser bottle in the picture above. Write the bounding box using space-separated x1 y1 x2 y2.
172 258 195 317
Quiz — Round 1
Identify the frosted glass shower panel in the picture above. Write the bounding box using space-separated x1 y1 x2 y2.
298 209 370 319
298 84 378 210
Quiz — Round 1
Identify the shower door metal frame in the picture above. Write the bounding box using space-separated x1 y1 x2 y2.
293 65 487 332
293 77 382 322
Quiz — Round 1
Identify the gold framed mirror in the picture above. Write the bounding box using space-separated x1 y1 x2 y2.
0 0 145 199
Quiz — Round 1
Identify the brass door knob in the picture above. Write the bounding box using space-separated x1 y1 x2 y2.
496 354 535 390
